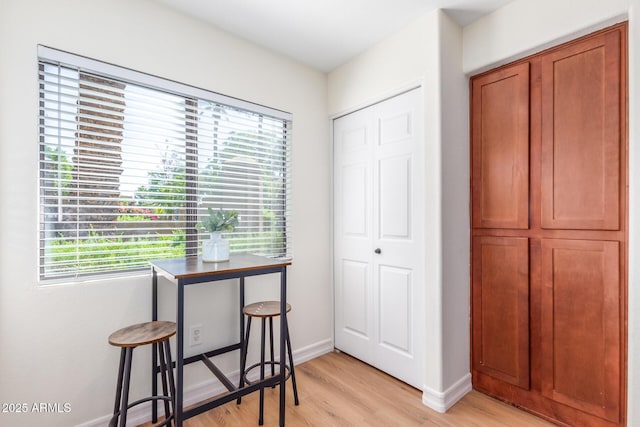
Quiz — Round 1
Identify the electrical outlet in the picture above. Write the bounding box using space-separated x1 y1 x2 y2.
189 324 203 347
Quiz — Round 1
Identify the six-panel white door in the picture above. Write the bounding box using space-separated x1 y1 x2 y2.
334 88 424 388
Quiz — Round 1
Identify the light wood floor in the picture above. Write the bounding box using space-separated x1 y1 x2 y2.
141 351 553 426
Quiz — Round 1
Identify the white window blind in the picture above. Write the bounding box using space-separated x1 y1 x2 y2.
38 46 292 281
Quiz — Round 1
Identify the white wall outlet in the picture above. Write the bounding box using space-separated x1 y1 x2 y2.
189 324 203 347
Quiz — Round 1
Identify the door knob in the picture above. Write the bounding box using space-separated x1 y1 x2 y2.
374 248 382 254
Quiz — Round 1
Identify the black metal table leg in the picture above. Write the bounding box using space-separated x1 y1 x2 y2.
237 277 246 404
176 280 185 427
152 269 158 423
279 267 287 426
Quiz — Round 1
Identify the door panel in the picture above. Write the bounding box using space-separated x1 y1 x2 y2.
540 239 620 422
334 107 374 362
541 30 621 230
342 164 368 236
341 260 370 339
379 111 413 145
370 90 423 387
472 62 530 230
472 236 530 389
378 155 411 240
379 265 412 354
334 88 424 389
342 126 368 152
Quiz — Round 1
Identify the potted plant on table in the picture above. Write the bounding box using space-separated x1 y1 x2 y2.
199 208 239 262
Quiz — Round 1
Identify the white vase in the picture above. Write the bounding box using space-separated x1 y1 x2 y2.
202 231 230 262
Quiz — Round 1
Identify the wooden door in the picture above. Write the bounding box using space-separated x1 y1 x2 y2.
334 88 425 388
541 29 622 230
472 62 530 230
470 22 627 427
472 236 530 389
540 239 621 422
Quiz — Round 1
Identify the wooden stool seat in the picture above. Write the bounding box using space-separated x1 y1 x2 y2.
243 301 291 318
109 321 176 348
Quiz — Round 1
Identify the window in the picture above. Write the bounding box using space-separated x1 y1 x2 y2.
38 46 292 281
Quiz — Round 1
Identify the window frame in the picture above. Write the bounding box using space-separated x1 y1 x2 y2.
37 46 292 283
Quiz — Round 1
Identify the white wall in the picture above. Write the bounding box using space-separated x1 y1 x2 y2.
463 0 629 74
328 10 471 412
464 0 639 425
0 0 332 425
437 12 471 401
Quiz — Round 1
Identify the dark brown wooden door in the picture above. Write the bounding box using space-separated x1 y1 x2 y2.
540 239 621 422
472 62 530 230
472 236 530 389
541 30 622 230
470 22 627 427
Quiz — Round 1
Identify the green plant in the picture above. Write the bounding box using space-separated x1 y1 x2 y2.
48 229 186 275
199 208 239 233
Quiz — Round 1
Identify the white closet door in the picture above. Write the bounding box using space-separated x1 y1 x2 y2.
334 88 424 388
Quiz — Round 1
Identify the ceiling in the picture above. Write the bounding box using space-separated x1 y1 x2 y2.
155 0 513 72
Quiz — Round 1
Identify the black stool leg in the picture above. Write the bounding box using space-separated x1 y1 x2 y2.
269 317 275 382
285 317 299 405
158 341 171 425
164 338 176 423
259 317 266 425
238 316 252 404
119 347 134 427
111 348 127 427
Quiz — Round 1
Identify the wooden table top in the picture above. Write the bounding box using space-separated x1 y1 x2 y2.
149 253 291 280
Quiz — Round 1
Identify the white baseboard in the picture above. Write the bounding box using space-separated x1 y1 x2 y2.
76 339 334 427
421 373 472 413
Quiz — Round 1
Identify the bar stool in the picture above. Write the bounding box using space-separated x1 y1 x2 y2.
240 301 299 425
108 321 176 427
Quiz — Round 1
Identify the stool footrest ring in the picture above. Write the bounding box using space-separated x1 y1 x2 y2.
243 361 292 386
108 396 173 427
